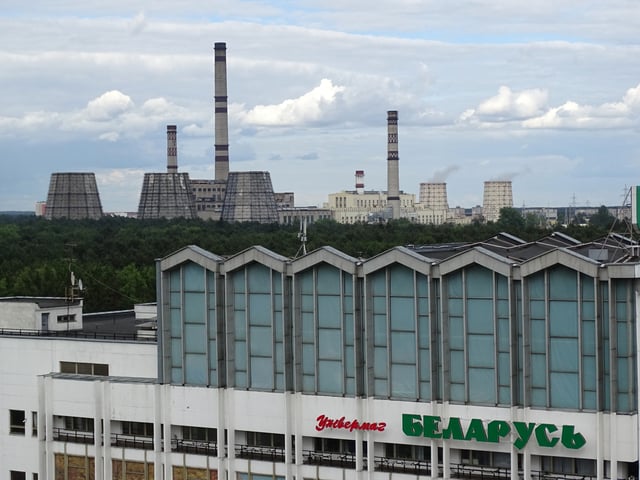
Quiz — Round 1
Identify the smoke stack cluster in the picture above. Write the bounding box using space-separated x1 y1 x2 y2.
166 125 177 173
214 42 230 182
386 110 400 219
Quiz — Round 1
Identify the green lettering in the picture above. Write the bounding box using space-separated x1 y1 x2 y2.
487 420 510 443
423 415 442 438
464 418 488 442
513 422 536 449
402 414 423 437
535 423 559 447
442 417 465 440
561 425 586 449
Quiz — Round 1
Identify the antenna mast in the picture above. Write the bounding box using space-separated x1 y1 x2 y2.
295 217 308 258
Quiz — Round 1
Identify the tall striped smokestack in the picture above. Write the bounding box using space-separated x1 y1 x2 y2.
386 110 400 219
167 125 177 173
214 42 229 181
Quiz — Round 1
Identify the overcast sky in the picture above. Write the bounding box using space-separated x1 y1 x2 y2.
2 1 640 213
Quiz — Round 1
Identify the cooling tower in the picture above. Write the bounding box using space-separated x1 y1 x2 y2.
483 180 513 223
420 182 449 210
137 125 197 219
386 110 400 219
44 172 104 220
220 172 279 223
214 42 230 182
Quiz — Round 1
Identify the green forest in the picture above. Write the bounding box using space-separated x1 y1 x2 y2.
0 207 622 312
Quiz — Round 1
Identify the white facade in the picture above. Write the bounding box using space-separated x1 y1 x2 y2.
0 297 83 331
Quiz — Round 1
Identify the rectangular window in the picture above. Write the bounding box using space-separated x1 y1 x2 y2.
10 410 25 435
10 472 26 480
56 314 76 323
32 412 37 436
122 421 153 437
63 416 94 432
59 362 109 376
182 426 216 442
246 431 284 448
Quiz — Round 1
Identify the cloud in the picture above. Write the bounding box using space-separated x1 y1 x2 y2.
462 86 548 123
85 90 134 121
128 11 147 35
236 79 346 126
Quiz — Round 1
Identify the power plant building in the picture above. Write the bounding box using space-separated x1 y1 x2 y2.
2 231 639 479
44 172 104 220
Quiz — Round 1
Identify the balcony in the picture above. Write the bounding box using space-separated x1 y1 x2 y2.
303 450 356 469
53 427 94 444
375 456 431 476
236 445 285 463
172 438 217 455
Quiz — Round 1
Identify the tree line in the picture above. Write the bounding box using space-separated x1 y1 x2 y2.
0 207 623 312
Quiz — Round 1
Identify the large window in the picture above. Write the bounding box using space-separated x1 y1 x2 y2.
10 410 25 435
182 426 216 442
122 421 153 437
63 416 94 432
246 431 284 448
60 362 108 376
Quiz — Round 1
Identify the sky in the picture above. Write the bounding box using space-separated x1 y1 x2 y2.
1 1 640 213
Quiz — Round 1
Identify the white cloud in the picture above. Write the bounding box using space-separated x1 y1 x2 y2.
236 79 346 126
99 131 120 142
85 90 134 121
464 86 548 122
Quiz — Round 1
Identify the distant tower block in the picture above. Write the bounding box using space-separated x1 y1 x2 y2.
214 42 230 182
386 110 400 219
420 182 449 210
355 170 365 194
483 180 513 223
44 172 103 220
137 125 197 219
221 172 279 223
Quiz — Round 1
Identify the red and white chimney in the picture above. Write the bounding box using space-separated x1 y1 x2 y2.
386 110 400 219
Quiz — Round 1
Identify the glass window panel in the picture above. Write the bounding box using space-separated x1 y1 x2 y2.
527 274 544 300
549 302 578 337
448 298 463 316
185 354 207 385
184 293 205 323
317 296 341 327
391 332 416 363
301 311 314 342
303 374 315 392
184 324 206 354
449 316 464 350
250 357 273 389
170 292 181 308
302 344 315 375
450 350 464 383
469 368 495 403
300 292 314 312
272 272 282 294
390 264 414 296
318 360 342 393
235 341 247 370
171 339 182 366
374 347 388 378
183 263 205 292
496 275 508 298
374 315 387 346
582 320 596 355
234 292 245 310
344 314 354 344
582 356 596 390
617 322 629 356
499 386 510 405
235 371 247 388
496 299 509 318
549 338 578 372
169 269 180 291
419 350 430 380
498 352 510 385
617 393 630 412
250 326 272 356
530 319 546 353
531 354 546 388
170 309 182 337
373 296 386 313
249 294 271 325
171 367 182 384
374 379 388 396
467 299 493 334
299 272 313 294
248 264 271 293
531 388 546 407
466 266 492 298
450 383 464 402
317 265 340 295
550 372 579 409
549 267 577 300
498 318 509 351
318 329 342 360
345 346 354 374
391 363 417 398
416 275 428 297
234 312 246 340
581 276 594 300
209 341 217 368
390 297 415 330
581 301 595 321
417 297 429 316
447 273 462 297
530 299 546 320
583 391 596 410
369 272 386 296
418 320 429 347
617 358 629 391
468 335 494 368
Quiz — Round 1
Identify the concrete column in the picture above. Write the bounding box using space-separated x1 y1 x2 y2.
94 380 104 480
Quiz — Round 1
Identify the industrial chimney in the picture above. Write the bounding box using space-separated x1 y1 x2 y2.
214 42 230 182
386 110 400 219
355 170 365 195
167 125 177 173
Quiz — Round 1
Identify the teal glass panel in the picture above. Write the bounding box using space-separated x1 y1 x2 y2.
582 320 595 355
466 266 492 298
374 314 387 346
549 267 577 300
275 342 283 373
420 382 431 400
301 311 314 342
317 264 340 295
468 335 494 368
617 393 630 412
469 368 495 403
390 297 415 330
169 269 180 291
171 367 182 383
373 296 386 313
318 360 342 393
251 357 273 389
170 309 181 337
391 332 416 363
450 383 464 402
369 272 386 296
170 292 181 308
235 341 247 370
531 354 546 388
248 263 271 293
184 263 205 292
171 339 182 367
345 346 354 374
184 292 205 323
530 299 546 319
416 274 428 297
583 391 596 410
419 350 430 379
391 363 417 398
581 301 595 321
299 271 313 294
208 340 217 368
417 297 429 316
344 313 354 344
617 322 629 356
317 296 341 327
318 329 342 360
550 372 579 408
449 316 464 350
272 271 282 293
418 322 429 348
185 354 207 385
582 356 596 390
528 274 544 299
235 371 247 387
499 386 510 404
374 347 388 377
448 298 463 316
374 379 387 396
496 299 509 318
234 312 246 340
302 344 315 375
300 292 314 311
617 358 629 390
496 275 508 298
234 292 245 310
303 374 315 392
498 352 510 384
249 294 271 325
550 338 578 372
549 301 578 337
232 269 245 290
208 308 217 337
274 311 283 338
530 319 546 353
184 324 206 354
450 350 464 382
447 272 462 297
343 273 353 295
390 264 414 296
498 318 509 351
581 275 594 300
531 388 546 407
250 326 272 356
467 299 493 334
